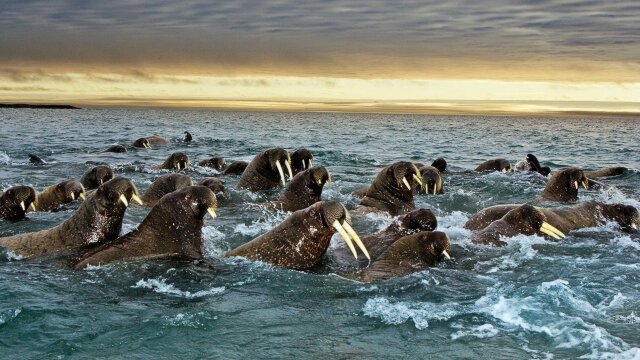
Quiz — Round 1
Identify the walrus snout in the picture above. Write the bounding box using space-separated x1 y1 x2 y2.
308 166 331 187
541 167 588 202
421 231 451 262
61 180 86 202
198 177 225 194
198 157 225 170
180 185 218 220
291 148 314 174
318 201 370 260
475 159 512 172
1 185 37 218
95 177 143 210
133 138 151 149
418 166 443 195
163 152 189 170
609 204 639 231
80 165 115 190
267 148 293 185
507 205 566 239
392 162 423 191
398 208 438 232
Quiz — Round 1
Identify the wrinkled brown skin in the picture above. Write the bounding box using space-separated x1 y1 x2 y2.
80 165 115 190
290 148 314 175
145 136 169 144
357 231 450 282
359 161 419 216
475 159 512 172
0 178 137 257
0 186 37 221
198 177 225 194
416 165 443 195
471 205 546 246
141 173 193 208
73 186 217 269
540 167 588 202
156 152 189 171
226 201 348 270
584 167 626 179
237 148 290 191
327 208 438 271
223 161 248 175
266 166 330 212
31 180 85 212
198 157 225 170
104 144 127 153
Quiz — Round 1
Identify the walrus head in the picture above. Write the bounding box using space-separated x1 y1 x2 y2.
602 204 639 232
183 131 193 142
56 180 86 203
418 165 443 195
396 208 438 235
237 148 292 190
141 173 193 207
265 148 293 185
133 138 151 149
198 157 225 170
291 148 314 175
0 186 37 220
360 161 422 216
80 165 115 190
198 177 225 194
104 144 127 153
91 177 143 216
161 152 189 170
475 159 512 172
276 166 331 211
431 158 447 173
541 167 589 202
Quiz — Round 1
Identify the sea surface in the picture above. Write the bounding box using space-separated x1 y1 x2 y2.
1 109 639 359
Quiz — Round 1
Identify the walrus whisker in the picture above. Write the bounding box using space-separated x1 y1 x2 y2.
402 177 412 190
118 194 129 207
333 220 358 259
342 222 370 260
275 160 286 186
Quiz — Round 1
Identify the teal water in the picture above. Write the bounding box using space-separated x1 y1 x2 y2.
1 109 639 359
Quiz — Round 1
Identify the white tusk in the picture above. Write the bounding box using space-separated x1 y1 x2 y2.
20 201 26 211
99 179 103 185
631 223 637 230
433 184 437 195
29 202 36 211
207 207 217 219
582 180 589 190
540 222 566 239
70 193 75 201
573 181 578 190
502 168 507 173
275 160 286 186
402 177 412 190
131 194 144 205
442 250 451 260
309 159 313 168
342 222 370 260
118 194 129 207
412 173 423 186
304 159 308 169
333 220 357 259
79 192 86 201
285 160 293 179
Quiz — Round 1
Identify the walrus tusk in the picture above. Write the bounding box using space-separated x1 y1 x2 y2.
442 250 451 260
573 181 578 190
309 159 313 168
29 202 36 211
540 222 565 239
631 223 637 230
502 168 507 173
70 193 75 201
79 192 86 201
207 207 217 219
412 163 421 177
275 160 286 186
20 201 26 211
433 185 437 195
99 179 103 186
412 174 423 186
131 194 143 205
333 220 358 259
118 194 129 207
582 180 589 190
423 184 429 194
402 177 412 190
342 222 370 260
285 160 293 179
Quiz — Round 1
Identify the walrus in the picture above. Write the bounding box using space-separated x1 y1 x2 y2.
584 167 627 179
183 131 193 142
265 166 331 212
431 158 447 173
465 202 639 234
80 165 115 190
290 148 314 175
470 205 566 246
157 152 189 171
28 154 45 165
327 208 438 271
103 144 127 153
223 160 248 175
540 167 589 202
198 177 225 194
0 178 143 257
0 186 37 221
30 180 86 212
132 138 151 149
237 148 293 191
73 186 217 269
515 154 551 176
358 231 451 282
359 162 423 216
226 201 369 270
140 173 193 208
475 159 512 172
416 165 443 195
198 157 225 170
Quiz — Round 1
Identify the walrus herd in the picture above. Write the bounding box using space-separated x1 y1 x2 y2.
1 134 637 283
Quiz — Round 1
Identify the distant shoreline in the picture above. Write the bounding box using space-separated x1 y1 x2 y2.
0 104 80 109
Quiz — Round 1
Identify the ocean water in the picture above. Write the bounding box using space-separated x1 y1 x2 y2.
1 108 639 359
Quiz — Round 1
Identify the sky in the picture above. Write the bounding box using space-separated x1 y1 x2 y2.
1 0 639 115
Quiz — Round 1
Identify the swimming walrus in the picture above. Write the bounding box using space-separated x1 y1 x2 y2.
198 177 225 194
80 165 115 190
103 144 127 153
183 131 193 142
28 154 46 165
327 208 438 271
416 165 443 195
0 178 142 257
140 173 193 208
198 157 225 170
73 186 217 269
584 167 627 179
358 161 423 216
465 201 638 234
30 180 86 212
237 148 293 191
357 231 451 282
470 204 566 246
226 201 369 270
540 167 589 202
475 159 512 172
133 138 151 149
265 166 331 212
134 135 169 149
156 152 189 171
290 148 314 175
0 186 37 221
515 154 551 176
223 160 248 175
431 158 447 173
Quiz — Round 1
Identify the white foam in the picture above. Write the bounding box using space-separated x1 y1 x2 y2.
0 309 21 325
3 250 24 261
362 296 463 330
201 225 228 257
437 210 472 241
233 211 288 236
450 324 499 340
133 277 225 298
0 151 10 165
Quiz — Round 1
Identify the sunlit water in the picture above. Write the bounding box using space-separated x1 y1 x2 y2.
1 109 639 359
